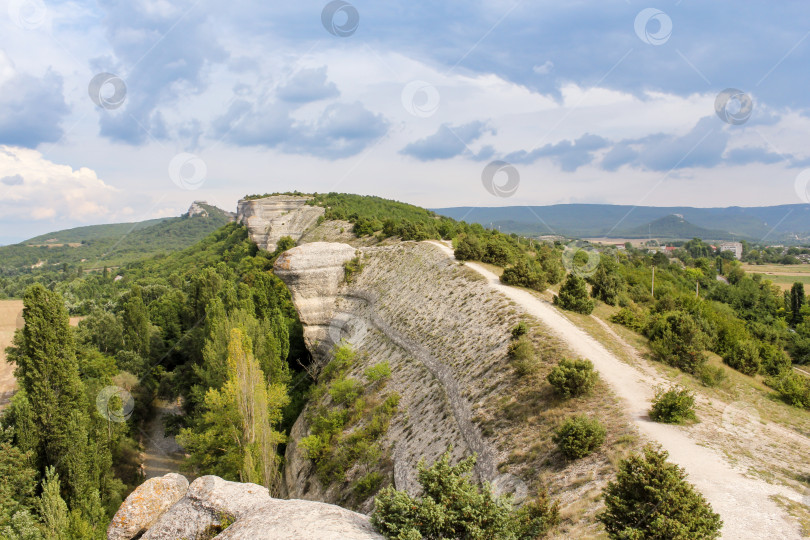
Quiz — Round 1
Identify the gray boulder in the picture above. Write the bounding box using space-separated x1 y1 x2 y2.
107 472 188 540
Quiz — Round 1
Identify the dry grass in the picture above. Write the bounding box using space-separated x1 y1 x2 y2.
0 300 23 408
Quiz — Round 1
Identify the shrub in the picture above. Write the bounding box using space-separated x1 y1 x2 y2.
599 445 722 539
766 370 810 408
552 415 606 459
649 386 696 424
371 449 559 540
723 339 761 376
501 258 547 291
647 311 708 374
329 378 363 405
343 255 364 283
547 359 597 398
554 274 594 314
454 234 485 261
508 337 538 376
698 364 727 387
511 322 528 339
610 306 646 332
364 362 391 384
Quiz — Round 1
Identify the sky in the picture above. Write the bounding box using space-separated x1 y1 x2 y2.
1 0 810 244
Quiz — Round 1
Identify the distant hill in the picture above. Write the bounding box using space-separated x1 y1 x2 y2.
432 204 810 242
624 214 734 240
0 202 234 274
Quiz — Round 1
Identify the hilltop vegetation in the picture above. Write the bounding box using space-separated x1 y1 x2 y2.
0 203 232 295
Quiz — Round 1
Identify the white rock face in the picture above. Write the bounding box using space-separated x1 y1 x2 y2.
108 474 382 540
274 242 358 358
236 196 325 252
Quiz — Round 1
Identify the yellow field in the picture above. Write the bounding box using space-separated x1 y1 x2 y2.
742 263 810 291
0 300 23 407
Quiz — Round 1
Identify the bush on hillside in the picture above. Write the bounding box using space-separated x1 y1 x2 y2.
723 339 761 376
501 258 547 291
552 415 606 459
508 337 539 376
766 370 810 408
371 449 559 539
547 358 597 398
647 311 708 374
649 386 696 424
554 274 594 314
599 445 722 539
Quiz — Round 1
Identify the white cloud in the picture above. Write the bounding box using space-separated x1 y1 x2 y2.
0 145 120 222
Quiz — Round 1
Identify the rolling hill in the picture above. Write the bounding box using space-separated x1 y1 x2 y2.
0 202 234 274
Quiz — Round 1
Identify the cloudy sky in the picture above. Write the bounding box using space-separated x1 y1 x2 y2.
1 0 810 244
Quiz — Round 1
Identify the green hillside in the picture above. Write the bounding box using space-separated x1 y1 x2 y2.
0 203 233 277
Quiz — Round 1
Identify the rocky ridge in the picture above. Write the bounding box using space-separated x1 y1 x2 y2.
236 195 324 251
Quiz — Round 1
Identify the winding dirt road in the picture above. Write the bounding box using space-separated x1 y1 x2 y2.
427 241 805 540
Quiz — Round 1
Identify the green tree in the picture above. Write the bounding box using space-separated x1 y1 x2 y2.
371 449 559 539
647 311 708 374
552 416 606 459
39 467 68 540
590 257 625 306
599 446 722 539
454 234 485 261
0 442 38 528
8 285 92 506
501 257 547 291
121 286 150 357
791 282 805 325
546 359 597 398
554 274 594 314
179 328 289 494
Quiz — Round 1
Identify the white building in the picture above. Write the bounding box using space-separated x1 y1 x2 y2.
719 241 743 260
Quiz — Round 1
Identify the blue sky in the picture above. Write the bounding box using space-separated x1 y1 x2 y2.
1 0 810 243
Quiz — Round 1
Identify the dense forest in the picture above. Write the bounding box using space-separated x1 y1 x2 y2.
0 223 308 538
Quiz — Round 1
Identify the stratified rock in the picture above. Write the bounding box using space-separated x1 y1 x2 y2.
107 472 188 540
274 242 358 358
237 195 324 252
111 475 383 540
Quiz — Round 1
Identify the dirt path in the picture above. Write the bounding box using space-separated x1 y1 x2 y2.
0 300 23 408
140 399 186 480
427 241 805 540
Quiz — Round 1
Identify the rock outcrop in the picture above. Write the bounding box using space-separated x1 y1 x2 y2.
107 474 382 540
274 242 358 359
236 195 324 252
275 241 523 509
107 473 188 540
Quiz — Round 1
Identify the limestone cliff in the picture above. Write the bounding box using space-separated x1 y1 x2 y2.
274 241 526 511
236 195 324 252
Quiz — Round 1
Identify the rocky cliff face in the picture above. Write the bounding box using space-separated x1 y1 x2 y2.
274 241 526 510
236 196 324 252
107 473 382 540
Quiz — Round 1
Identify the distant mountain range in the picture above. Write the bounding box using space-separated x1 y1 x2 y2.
432 204 810 242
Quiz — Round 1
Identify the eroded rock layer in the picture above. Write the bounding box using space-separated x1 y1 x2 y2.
236 195 324 252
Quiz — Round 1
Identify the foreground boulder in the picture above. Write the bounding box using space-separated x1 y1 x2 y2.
107 473 188 540
107 474 383 540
